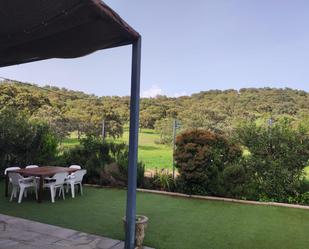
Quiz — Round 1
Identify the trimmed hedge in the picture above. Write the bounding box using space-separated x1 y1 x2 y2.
174 129 242 195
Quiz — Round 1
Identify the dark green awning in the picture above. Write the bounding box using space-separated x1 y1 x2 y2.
0 0 140 67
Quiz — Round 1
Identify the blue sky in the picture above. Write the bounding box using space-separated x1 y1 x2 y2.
1 0 309 97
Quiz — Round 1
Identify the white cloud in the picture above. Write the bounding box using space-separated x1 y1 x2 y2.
173 91 188 97
141 85 163 98
141 85 190 98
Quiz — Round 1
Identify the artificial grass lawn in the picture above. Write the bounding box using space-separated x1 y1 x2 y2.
1 183 309 249
62 129 173 170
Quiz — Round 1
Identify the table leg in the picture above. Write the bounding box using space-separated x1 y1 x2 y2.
38 176 44 203
5 174 9 197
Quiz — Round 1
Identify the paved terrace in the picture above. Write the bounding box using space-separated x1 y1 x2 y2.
0 214 153 249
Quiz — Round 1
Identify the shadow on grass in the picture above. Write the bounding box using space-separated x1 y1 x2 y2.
139 130 157 135
62 138 80 145
139 145 160 151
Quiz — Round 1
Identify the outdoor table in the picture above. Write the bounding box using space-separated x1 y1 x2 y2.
5 166 77 203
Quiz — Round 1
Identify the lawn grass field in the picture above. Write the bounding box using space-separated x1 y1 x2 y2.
305 167 309 183
62 129 173 170
116 129 173 169
1 184 309 249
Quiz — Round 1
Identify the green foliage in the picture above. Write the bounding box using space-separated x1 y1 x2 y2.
0 82 123 140
61 137 112 184
4 81 309 204
180 106 229 134
5 81 309 145
221 162 252 198
235 120 309 202
60 129 174 170
294 192 309 205
61 137 144 186
0 83 49 115
140 102 167 129
152 169 175 191
66 98 123 139
0 108 58 173
108 142 145 187
174 129 242 195
31 105 71 140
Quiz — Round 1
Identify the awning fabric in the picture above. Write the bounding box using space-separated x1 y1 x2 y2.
0 0 140 67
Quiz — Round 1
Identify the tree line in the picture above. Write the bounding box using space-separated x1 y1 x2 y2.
1 80 309 141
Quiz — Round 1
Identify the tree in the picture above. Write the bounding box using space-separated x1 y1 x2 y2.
154 118 174 144
139 103 167 129
32 105 71 140
180 105 228 134
85 101 123 139
0 83 49 114
3 81 309 143
65 99 123 139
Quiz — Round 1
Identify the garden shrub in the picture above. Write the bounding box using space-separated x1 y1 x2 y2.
221 162 253 199
62 137 145 187
236 119 309 202
0 108 58 174
174 129 242 195
107 142 145 187
151 169 176 192
61 137 112 184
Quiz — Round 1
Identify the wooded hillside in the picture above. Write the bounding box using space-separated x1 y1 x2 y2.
1 80 308 139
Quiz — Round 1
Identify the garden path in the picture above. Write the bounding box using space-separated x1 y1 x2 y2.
0 214 153 249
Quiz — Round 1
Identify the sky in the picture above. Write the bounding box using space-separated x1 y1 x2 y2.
1 0 309 97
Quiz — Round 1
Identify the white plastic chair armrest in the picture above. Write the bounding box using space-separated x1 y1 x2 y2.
67 174 75 179
19 178 33 184
44 177 55 181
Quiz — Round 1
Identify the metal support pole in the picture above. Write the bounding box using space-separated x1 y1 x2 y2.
102 119 105 141
125 37 142 249
172 119 176 179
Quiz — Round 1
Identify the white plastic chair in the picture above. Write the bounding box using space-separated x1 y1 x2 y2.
9 173 38 203
44 172 68 203
65 169 87 198
4 167 21 176
4 167 21 198
65 165 82 191
25 165 39 169
25 165 40 186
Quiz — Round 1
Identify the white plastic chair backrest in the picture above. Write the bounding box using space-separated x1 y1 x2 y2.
4 167 20 175
52 172 68 185
69 165 81 170
73 170 87 182
25 165 39 169
9 173 23 185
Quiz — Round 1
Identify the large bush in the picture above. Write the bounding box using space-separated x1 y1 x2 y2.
61 137 144 186
0 108 58 173
61 137 112 184
236 119 309 202
174 129 242 195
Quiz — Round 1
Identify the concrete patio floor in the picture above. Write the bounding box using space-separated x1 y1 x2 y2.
0 214 153 249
